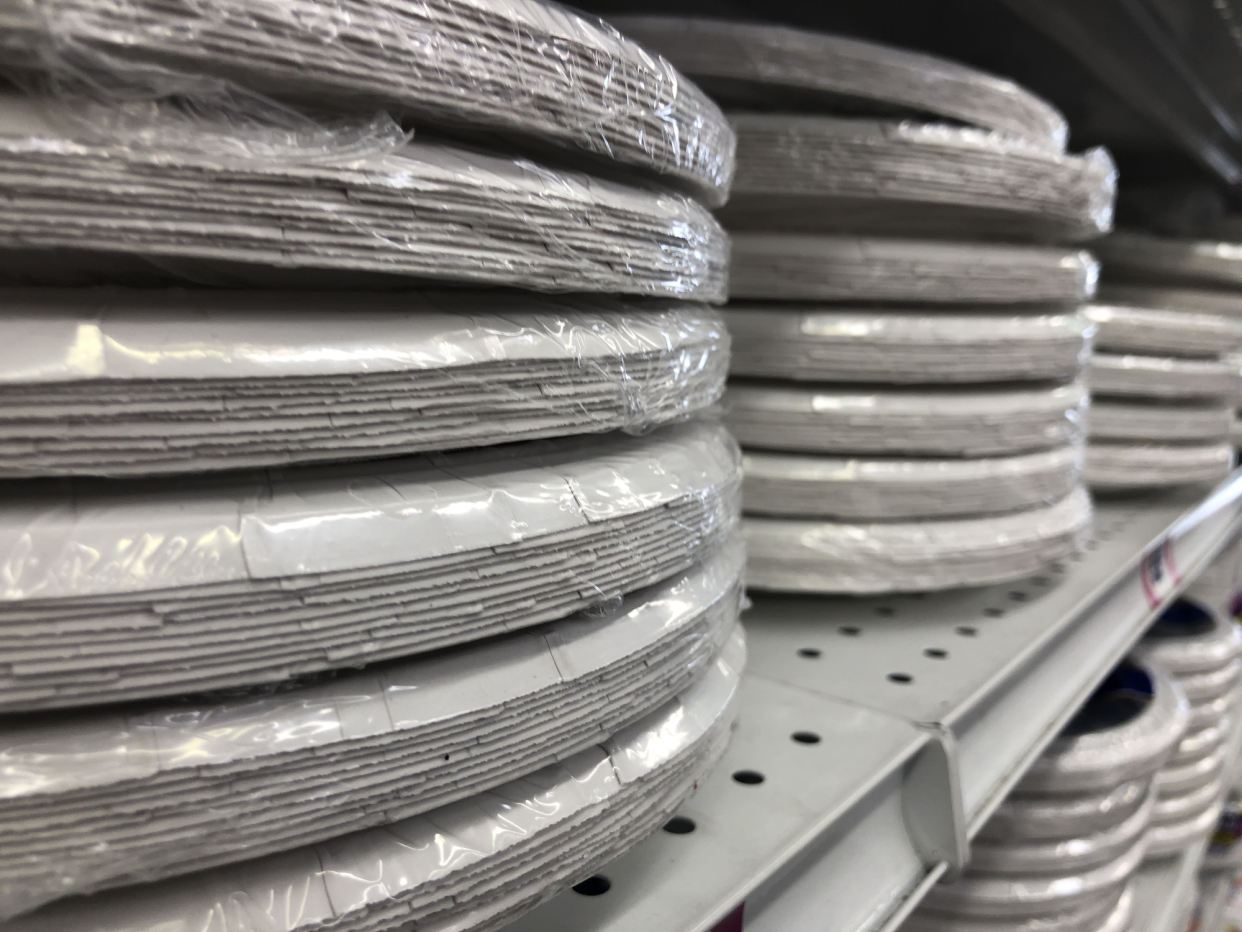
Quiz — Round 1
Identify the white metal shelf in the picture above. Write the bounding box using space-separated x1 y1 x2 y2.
510 473 1242 932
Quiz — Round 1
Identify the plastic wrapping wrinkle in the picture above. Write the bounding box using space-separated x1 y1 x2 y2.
723 306 1093 385
919 838 1144 919
1084 441 1235 490
978 780 1152 842
969 790 1154 876
905 885 1131 932
717 115 1115 241
0 92 729 298
0 0 736 204
1016 663 1189 794
3 625 746 931
0 545 744 916
1087 400 1233 444
1084 304 1242 358
742 448 1083 522
0 422 742 709
607 17 1069 148
0 289 730 476
1095 231 1242 292
1088 353 1242 401
726 381 1087 458
743 486 1091 595
729 235 1099 304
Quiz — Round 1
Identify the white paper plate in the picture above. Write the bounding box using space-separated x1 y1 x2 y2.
743 487 1091 595
1089 353 1240 400
0 290 728 476
1143 799 1221 859
1015 663 1189 794
730 235 1098 304
0 560 743 918
977 780 1151 841
717 115 1113 241
1085 441 1235 490
742 447 1082 521
1084 304 1242 358
1135 601 1242 675
726 380 1086 457
723 306 1091 384
0 93 727 298
0 422 741 710
1098 284 1242 319
1096 231 1242 292
3 628 745 931
1087 399 1233 443
609 17 1069 148
0 0 735 204
1154 745 1228 796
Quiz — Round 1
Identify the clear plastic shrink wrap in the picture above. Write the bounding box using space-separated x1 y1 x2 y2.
608 17 1069 148
0 289 729 476
723 306 1093 384
1085 443 1235 491
742 447 1082 521
0 421 741 710
724 380 1087 458
729 236 1098 304
718 116 1116 241
0 0 736 204
0 542 744 918
3 628 746 932
905 885 1133 932
0 93 729 297
742 486 1092 594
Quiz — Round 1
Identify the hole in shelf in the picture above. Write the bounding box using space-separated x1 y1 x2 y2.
663 816 696 835
955 625 979 637
875 606 895 617
733 770 765 785
887 672 913 684
573 876 612 896
924 648 948 659
791 731 821 744
839 625 862 636
983 607 1005 618
797 647 821 659
1008 591 1028 602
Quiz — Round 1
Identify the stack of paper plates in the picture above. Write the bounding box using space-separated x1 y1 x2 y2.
724 306 1091 384
718 115 1115 240
0 422 741 710
743 486 1091 594
730 236 1097 303
725 381 1086 457
910 662 1185 928
0 0 735 204
1095 231 1242 291
610 17 1068 146
1099 284 1242 319
1135 601 1242 858
742 447 1081 520
0 547 743 917
0 289 728 476
0 94 728 297
4 626 745 930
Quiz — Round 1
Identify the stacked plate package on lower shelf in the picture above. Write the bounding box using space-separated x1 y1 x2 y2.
906 659 1190 931
1135 599 1242 859
0 6 746 930
621 15 1112 593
